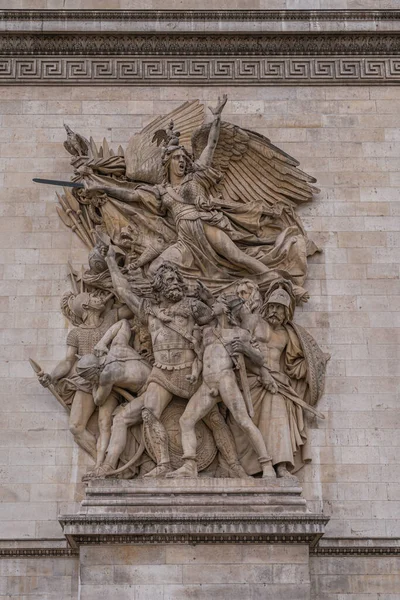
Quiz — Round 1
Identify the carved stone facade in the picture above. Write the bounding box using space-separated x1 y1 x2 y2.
1 7 400 600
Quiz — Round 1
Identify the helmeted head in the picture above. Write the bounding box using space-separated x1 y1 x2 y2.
151 262 187 303
161 122 193 182
69 292 106 322
235 279 262 314
76 353 101 383
263 288 291 327
163 147 192 182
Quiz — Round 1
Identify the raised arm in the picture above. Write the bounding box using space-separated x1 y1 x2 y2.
198 94 228 167
105 246 141 315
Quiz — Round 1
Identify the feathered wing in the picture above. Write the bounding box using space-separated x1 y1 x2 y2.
192 121 319 213
125 100 205 183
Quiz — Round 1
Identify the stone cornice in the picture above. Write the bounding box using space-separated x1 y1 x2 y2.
0 10 398 85
0 32 398 57
0 547 78 558
1 9 399 22
59 513 329 548
1 536 400 557
310 537 400 557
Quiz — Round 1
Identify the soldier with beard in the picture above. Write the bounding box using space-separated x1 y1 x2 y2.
231 284 325 480
100 245 247 479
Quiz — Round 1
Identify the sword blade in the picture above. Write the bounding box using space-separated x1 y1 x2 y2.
32 178 84 189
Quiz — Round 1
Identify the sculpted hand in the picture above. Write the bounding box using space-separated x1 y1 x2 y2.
196 280 214 306
212 301 227 317
261 370 278 394
94 343 108 358
209 94 228 117
83 180 106 196
38 373 52 388
231 338 246 356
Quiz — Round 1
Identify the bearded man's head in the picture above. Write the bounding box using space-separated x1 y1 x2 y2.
235 279 262 314
152 262 187 302
263 288 291 328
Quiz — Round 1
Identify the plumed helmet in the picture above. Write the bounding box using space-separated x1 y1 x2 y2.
266 288 291 308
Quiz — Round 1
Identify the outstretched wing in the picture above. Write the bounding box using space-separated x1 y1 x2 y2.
192 121 318 209
125 100 205 184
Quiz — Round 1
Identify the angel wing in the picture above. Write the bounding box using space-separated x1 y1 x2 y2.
191 121 318 209
125 100 205 184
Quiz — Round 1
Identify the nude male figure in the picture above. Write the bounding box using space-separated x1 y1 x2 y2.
100 246 246 478
75 319 152 478
167 298 276 479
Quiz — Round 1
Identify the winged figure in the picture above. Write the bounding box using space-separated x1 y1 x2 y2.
72 96 318 302
31 95 330 481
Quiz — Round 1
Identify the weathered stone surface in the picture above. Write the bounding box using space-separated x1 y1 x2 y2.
0 4 400 590
78 543 313 600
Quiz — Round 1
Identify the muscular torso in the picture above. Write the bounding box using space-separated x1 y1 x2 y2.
147 299 196 368
241 313 288 371
202 325 250 379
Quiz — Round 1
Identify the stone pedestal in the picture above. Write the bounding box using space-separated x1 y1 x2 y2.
60 478 328 599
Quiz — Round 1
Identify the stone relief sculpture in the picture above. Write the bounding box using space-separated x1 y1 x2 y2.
32 95 329 482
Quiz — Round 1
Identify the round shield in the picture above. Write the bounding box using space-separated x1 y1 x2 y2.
143 398 217 471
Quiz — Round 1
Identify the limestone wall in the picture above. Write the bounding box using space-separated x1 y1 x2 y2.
0 84 399 543
311 556 400 599
0 556 78 599
79 544 310 600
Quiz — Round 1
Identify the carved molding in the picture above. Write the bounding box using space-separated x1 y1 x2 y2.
0 56 399 85
311 546 400 557
1 33 399 57
1 10 399 22
0 10 398 84
59 513 329 548
0 547 78 558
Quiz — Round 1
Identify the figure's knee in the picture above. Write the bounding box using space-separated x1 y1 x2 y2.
69 421 85 437
236 413 253 432
144 396 163 419
179 413 194 433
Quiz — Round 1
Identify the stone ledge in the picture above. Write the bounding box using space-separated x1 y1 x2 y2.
311 537 400 556
0 9 399 38
0 9 397 85
59 478 328 548
59 513 329 549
